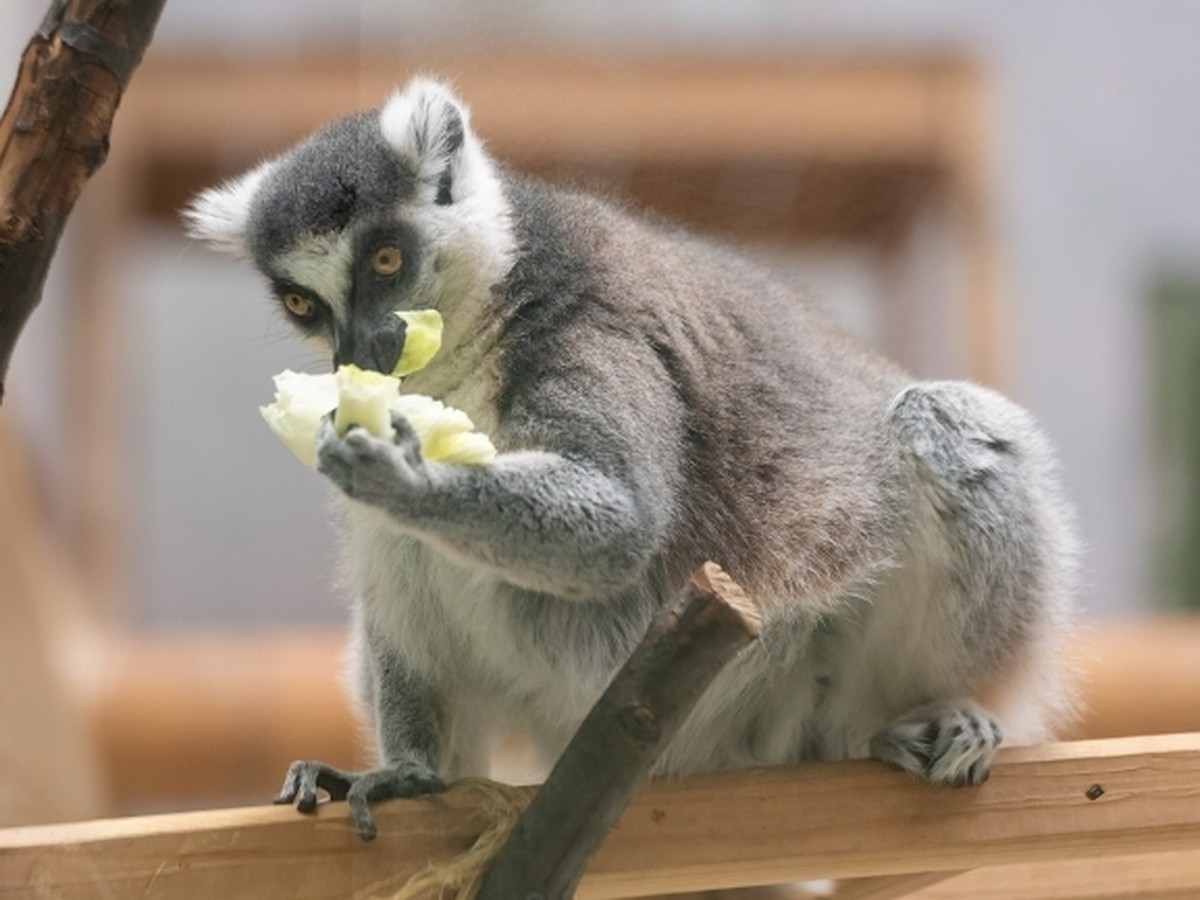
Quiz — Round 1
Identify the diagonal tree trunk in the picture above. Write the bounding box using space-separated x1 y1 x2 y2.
0 0 166 403
477 562 762 900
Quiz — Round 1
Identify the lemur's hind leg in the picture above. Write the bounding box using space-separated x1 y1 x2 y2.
870 700 1002 786
868 381 1076 786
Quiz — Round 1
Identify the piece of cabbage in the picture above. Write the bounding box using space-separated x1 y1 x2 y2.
260 369 496 468
260 307 493 466
258 369 338 468
392 309 443 376
333 364 398 440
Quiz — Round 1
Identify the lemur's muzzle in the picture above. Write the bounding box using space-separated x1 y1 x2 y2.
334 316 407 374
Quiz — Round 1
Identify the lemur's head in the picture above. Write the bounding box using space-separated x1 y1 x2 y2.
185 78 513 373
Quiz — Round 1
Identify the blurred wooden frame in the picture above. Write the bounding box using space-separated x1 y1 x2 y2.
69 50 1002 609
121 49 1003 370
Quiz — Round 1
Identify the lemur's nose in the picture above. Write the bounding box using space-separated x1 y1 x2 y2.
334 316 408 374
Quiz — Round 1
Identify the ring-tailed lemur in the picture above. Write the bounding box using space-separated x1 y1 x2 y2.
186 78 1078 839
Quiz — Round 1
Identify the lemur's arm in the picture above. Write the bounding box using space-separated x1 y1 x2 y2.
317 366 678 598
320 328 683 597
320 428 654 596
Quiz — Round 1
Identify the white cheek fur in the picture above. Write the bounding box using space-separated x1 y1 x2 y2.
275 232 355 323
183 159 277 255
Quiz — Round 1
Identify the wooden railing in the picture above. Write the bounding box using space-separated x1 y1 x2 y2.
3 734 1199 898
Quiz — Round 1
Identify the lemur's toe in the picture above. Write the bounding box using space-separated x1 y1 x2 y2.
274 760 356 811
870 701 1002 787
344 763 445 840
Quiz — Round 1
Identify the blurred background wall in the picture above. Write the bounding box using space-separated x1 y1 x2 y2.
4 0 1200 632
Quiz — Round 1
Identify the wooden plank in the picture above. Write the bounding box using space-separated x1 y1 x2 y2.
91 631 364 810
116 52 977 168
585 734 1200 897
833 872 963 900
2 735 1198 899
1072 618 1200 739
909 849 1200 899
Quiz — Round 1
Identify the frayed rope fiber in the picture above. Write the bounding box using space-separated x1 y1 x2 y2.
357 778 529 900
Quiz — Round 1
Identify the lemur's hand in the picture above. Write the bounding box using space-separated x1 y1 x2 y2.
316 412 432 508
315 408 655 596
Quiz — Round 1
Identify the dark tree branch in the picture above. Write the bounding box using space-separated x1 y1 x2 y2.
0 0 166 403
477 561 763 900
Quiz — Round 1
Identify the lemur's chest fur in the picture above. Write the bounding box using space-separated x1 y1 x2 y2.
343 502 648 725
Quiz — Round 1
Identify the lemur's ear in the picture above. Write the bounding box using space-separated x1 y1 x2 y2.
182 160 276 254
380 78 486 206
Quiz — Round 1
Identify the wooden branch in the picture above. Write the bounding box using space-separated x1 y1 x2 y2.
477 562 763 900
2 734 1199 899
0 0 166 402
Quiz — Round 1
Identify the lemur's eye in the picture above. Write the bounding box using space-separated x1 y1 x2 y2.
282 292 316 319
371 245 403 277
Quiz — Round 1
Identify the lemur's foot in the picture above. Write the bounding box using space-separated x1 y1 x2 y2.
869 701 1002 787
274 759 445 840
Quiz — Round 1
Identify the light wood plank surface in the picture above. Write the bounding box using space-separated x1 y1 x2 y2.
3 734 1198 899
909 848 1200 899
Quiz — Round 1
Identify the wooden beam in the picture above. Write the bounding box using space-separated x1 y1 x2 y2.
834 872 963 900
90 631 364 809
907 849 1200 899
3 734 1198 899
117 53 978 169
1071 617 1200 739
